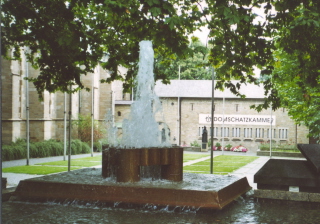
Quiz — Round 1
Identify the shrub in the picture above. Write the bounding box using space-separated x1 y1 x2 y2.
73 114 105 143
2 138 91 161
190 140 200 147
224 144 232 151
93 141 102 152
259 143 299 152
212 142 222 151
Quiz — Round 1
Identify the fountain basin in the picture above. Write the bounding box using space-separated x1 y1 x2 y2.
102 147 183 182
14 168 251 210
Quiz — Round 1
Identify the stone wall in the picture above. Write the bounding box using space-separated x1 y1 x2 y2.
1 53 113 144
160 97 309 150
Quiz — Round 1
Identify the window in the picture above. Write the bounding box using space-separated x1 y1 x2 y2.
209 127 218 137
279 128 288 139
232 128 241 138
255 128 264 138
117 111 121 116
221 127 229 137
191 103 194 111
235 104 239 112
244 128 252 138
267 128 277 138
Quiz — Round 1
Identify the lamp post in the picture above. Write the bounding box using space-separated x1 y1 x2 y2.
210 67 215 174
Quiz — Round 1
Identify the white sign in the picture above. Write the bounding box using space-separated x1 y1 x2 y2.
199 114 276 126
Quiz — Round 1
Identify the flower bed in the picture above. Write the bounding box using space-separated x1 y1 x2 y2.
231 145 248 152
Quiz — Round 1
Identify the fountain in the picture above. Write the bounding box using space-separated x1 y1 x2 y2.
13 41 251 210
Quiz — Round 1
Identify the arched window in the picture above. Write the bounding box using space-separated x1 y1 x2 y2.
117 111 121 116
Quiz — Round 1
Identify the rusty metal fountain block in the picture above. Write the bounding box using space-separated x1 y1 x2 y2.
102 147 183 182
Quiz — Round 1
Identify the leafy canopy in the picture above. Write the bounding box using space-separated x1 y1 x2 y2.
3 0 320 138
2 0 202 98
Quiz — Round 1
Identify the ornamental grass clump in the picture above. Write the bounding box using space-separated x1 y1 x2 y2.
2 138 91 161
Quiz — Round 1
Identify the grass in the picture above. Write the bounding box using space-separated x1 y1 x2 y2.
2 155 102 175
35 160 101 167
183 153 210 163
184 155 258 175
2 166 80 175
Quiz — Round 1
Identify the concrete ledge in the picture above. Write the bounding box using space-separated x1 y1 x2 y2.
254 189 320 202
2 187 16 202
257 151 303 158
183 147 201 152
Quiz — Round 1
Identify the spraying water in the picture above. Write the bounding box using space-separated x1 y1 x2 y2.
109 40 171 148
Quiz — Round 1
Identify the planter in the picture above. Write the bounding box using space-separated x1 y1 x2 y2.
183 147 201 152
257 151 303 158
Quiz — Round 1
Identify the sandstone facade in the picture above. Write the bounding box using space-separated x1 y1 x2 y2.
1 53 112 144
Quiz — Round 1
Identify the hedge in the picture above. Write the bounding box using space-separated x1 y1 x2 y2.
2 139 91 161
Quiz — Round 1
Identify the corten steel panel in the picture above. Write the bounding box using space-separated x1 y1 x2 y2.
102 148 117 178
140 148 161 166
140 148 151 166
149 147 161 165
102 147 183 182
254 159 320 192
117 149 140 182
298 144 320 173
161 147 183 181
14 176 251 210
160 148 170 165
217 177 251 208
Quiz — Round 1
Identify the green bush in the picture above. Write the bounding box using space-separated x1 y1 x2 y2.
93 141 102 152
73 114 105 143
2 138 91 161
259 143 299 152
190 140 200 147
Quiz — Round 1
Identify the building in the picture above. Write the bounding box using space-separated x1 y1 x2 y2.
114 80 309 151
2 51 310 150
1 52 113 144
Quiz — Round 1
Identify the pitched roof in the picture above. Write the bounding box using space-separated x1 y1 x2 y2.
154 80 266 99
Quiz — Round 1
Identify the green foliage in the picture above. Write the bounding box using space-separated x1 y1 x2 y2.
225 144 232 150
2 0 201 98
260 143 299 152
73 114 105 143
70 139 91 154
215 142 221 147
190 140 200 147
155 38 211 81
3 0 320 139
2 138 91 161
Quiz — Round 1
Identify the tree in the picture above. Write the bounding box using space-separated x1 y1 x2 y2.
200 0 320 139
267 48 320 140
202 1 320 106
155 37 210 80
1 0 202 98
3 0 320 138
